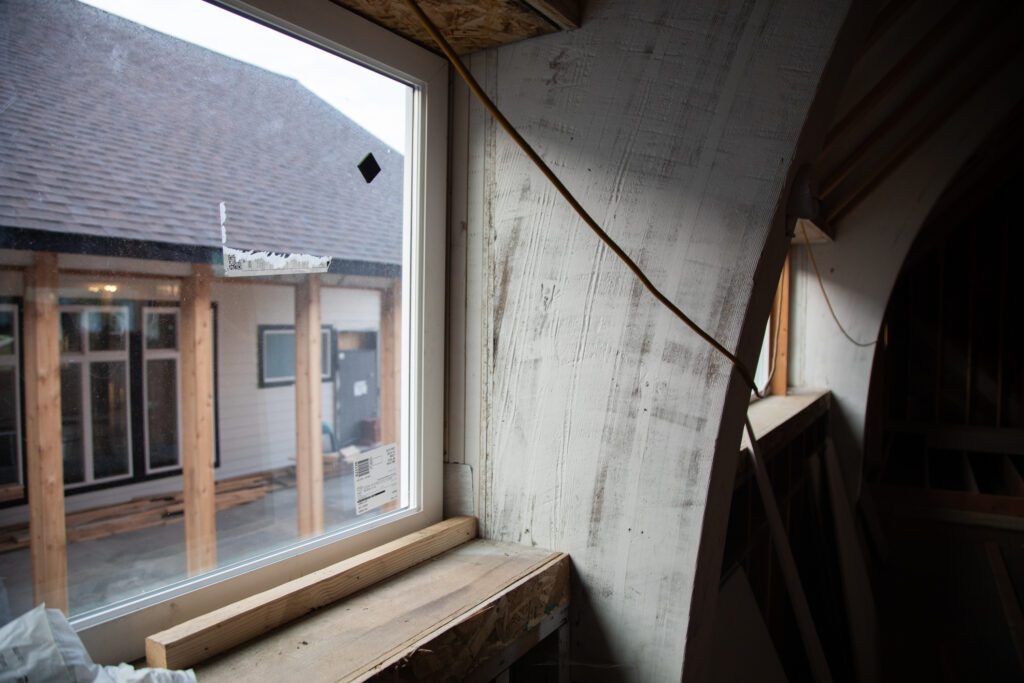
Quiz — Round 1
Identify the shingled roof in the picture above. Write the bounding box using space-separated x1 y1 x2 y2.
0 0 405 272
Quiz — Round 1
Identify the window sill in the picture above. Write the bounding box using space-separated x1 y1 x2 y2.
742 388 831 458
150 518 569 681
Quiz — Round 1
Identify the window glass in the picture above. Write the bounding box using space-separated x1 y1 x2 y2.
87 310 128 352
263 330 295 384
0 367 18 485
0 310 14 356
0 0 423 632
145 312 177 350
146 358 179 470
90 361 130 479
61 312 83 354
61 363 86 485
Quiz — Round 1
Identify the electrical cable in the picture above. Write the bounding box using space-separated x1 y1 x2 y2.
401 0 764 398
800 223 877 348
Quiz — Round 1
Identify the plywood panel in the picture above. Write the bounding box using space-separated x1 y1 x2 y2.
330 0 557 55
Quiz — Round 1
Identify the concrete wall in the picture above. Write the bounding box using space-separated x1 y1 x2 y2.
461 1 856 679
788 51 1024 497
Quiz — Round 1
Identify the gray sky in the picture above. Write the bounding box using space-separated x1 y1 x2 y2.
79 0 409 152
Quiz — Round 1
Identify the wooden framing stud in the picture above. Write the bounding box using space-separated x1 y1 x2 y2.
24 252 68 612
295 275 324 537
181 264 217 575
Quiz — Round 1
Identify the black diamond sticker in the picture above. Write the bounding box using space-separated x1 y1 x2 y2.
357 153 381 184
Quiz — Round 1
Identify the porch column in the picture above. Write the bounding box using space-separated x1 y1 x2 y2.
181 264 216 575
769 253 791 397
378 279 401 512
379 279 400 448
24 252 68 612
295 275 323 537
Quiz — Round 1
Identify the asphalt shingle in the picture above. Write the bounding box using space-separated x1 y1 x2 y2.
0 0 405 267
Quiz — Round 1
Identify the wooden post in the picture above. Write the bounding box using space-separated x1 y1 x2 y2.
379 279 401 447
296 275 323 537
24 252 68 612
770 253 790 397
181 264 216 575
378 279 401 512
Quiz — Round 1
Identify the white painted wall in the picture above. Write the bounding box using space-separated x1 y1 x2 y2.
788 52 1024 498
464 1 853 679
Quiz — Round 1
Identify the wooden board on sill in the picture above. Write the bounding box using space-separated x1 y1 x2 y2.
193 539 569 682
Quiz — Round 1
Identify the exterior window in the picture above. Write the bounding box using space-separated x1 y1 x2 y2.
258 325 333 387
1 0 445 663
0 304 20 487
60 307 132 486
144 308 181 472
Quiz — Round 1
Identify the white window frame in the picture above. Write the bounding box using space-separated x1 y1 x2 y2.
142 307 183 474
74 0 447 664
0 302 22 487
60 304 134 488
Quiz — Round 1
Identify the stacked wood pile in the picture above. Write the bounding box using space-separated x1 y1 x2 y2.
0 470 286 554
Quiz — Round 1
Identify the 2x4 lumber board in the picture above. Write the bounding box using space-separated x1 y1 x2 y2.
191 537 562 682
146 516 478 671
295 275 324 537
23 252 68 613
769 254 790 397
180 264 217 576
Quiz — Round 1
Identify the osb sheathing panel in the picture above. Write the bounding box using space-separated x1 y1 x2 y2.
328 0 557 55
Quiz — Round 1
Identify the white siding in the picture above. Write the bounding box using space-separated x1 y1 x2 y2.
0 274 381 525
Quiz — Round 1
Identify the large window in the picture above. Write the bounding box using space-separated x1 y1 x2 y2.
0 0 447 664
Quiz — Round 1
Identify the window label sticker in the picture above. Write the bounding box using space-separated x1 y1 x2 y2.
220 201 331 277
353 380 368 397
353 443 398 515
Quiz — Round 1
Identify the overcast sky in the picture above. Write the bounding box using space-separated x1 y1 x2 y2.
79 0 409 152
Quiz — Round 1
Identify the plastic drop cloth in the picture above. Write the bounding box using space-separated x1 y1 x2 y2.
0 604 196 683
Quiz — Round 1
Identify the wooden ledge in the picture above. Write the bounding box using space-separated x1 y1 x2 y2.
147 516 570 681
742 389 831 457
194 541 568 682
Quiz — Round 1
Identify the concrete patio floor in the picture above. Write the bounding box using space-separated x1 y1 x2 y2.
0 470 385 619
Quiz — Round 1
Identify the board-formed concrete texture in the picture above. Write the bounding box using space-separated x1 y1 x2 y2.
464 1 857 679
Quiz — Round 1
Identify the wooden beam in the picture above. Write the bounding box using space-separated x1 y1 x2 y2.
180 264 216 576
24 252 68 613
769 253 790 397
295 275 324 537
146 516 478 670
